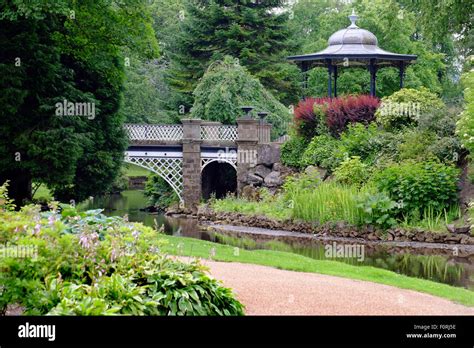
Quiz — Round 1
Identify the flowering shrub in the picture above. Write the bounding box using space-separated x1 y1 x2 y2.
456 67 474 155
0 182 244 316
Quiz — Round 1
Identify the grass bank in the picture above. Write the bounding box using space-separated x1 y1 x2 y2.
124 163 151 177
159 234 474 307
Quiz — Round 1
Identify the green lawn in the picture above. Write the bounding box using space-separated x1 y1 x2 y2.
124 163 151 177
32 183 53 200
159 234 474 307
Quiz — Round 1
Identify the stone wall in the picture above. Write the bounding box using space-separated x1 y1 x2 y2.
239 141 294 195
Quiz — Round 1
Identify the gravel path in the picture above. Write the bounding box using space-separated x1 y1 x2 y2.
194 258 474 315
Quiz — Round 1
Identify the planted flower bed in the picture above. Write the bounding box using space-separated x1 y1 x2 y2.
0 183 243 316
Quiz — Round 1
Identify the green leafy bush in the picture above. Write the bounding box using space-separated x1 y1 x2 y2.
376 87 445 130
372 161 460 216
145 174 179 210
339 123 381 164
302 124 382 172
357 192 397 229
372 129 461 165
418 107 458 138
301 134 346 171
396 130 437 162
371 131 403 164
0 181 15 211
0 184 243 316
109 167 129 193
427 136 462 163
281 135 308 168
334 156 369 187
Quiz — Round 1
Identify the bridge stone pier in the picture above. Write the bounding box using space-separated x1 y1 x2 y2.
124 117 279 212
182 119 203 211
235 118 259 194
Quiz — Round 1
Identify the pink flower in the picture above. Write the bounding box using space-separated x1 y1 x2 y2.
79 232 99 250
48 215 56 225
32 224 41 235
79 234 90 249
110 248 118 262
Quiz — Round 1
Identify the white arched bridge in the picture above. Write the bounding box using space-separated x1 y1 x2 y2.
124 118 274 210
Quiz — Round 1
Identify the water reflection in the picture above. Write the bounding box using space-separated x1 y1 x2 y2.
206 231 474 290
79 191 474 290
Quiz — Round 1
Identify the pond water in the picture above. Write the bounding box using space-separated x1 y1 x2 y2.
79 190 474 291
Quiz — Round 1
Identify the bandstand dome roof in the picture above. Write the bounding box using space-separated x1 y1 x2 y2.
287 10 417 68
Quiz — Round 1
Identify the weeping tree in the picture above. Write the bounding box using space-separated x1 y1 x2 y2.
191 56 292 138
167 0 301 112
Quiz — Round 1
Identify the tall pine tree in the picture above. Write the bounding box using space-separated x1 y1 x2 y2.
167 0 301 113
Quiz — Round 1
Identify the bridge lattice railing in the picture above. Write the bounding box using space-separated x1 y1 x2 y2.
200 125 238 141
124 124 184 141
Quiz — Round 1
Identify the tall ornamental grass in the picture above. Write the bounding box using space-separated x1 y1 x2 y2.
292 181 370 225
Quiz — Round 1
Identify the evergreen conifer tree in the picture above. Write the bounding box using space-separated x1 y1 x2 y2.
167 0 300 113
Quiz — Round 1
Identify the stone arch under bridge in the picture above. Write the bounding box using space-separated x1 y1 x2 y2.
124 118 281 211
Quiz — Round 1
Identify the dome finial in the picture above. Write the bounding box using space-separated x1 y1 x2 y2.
348 9 358 28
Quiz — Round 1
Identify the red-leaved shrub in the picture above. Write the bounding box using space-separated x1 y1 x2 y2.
325 95 380 136
294 97 331 140
294 95 380 138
